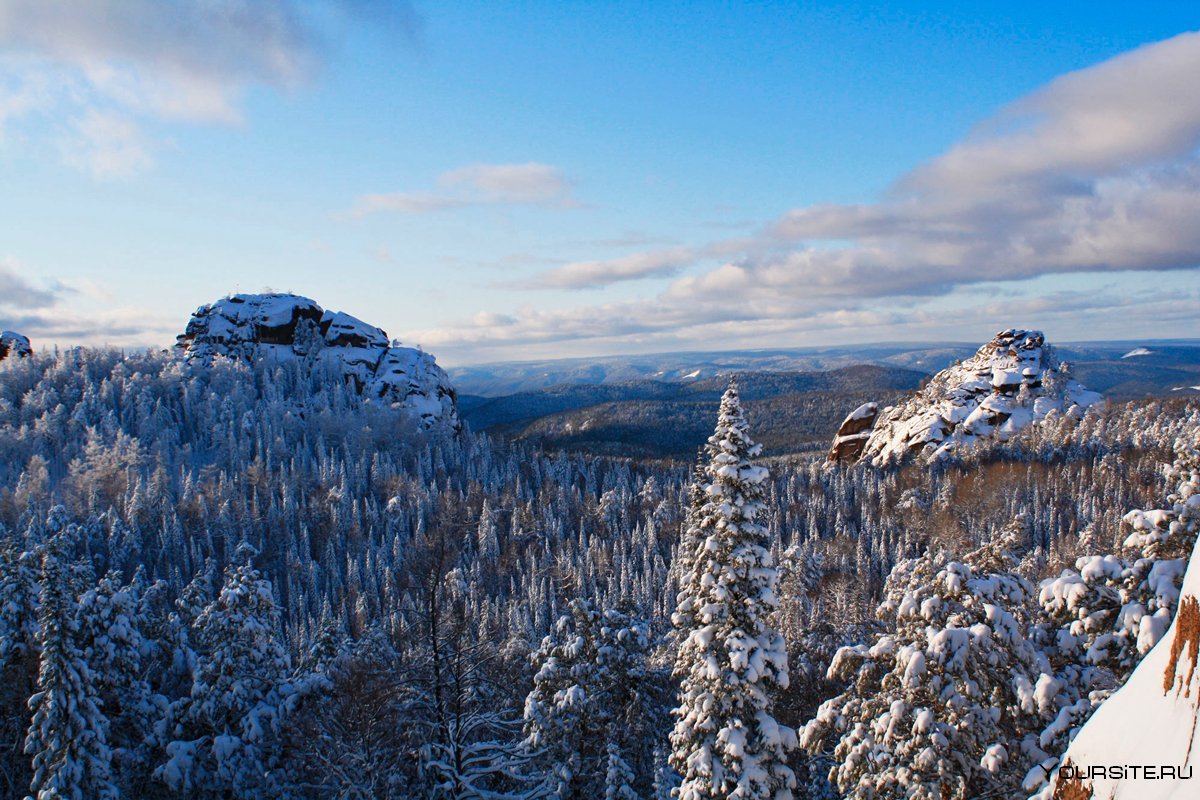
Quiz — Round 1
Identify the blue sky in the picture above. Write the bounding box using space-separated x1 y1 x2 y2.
1 1 1198 364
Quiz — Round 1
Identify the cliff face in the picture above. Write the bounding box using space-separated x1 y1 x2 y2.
830 329 1101 465
0 331 32 361
176 294 458 429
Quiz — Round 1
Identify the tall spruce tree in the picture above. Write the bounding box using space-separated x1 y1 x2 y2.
25 534 118 800
670 380 796 800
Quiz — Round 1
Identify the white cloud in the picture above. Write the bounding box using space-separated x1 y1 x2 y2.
0 255 179 348
515 247 697 289
0 0 418 175
0 256 67 309
61 108 154 178
352 191 469 215
441 163 575 205
349 162 579 216
755 31 1200 299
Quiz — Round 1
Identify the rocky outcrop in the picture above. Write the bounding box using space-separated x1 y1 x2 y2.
827 402 878 463
176 294 458 429
0 330 32 361
845 329 1101 465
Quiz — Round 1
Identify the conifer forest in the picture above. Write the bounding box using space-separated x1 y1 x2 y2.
1 336 1198 799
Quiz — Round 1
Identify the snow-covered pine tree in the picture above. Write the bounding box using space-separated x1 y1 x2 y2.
158 557 292 799
669 459 708 639
1024 437 1200 793
800 521 1061 799
478 499 500 561
524 599 656 797
1037 439 1200 681
75 571 161 787
604 740 638 800
25 534 118 800
0 541 39 676
651 745 678 800
0 541 41 798
670 379 796 800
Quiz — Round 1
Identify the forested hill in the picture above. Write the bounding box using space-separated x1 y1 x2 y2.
460 364 928 458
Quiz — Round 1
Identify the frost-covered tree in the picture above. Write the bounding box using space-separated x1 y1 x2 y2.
604 740 637 800
800 521 1065 799
1022 437 1200 793
524 599 656 797
76 571 162 787
25 535 118 800
0 541 39 675
478 499 500 561
670 380 795 800
0 540 41 797
158 559 292 798
1037 439 1200 680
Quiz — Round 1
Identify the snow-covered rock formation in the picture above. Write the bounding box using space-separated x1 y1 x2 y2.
1040 447 1200 799
176 294 458 429
0 330 31 361
842 329 1101 465
827 402 878 462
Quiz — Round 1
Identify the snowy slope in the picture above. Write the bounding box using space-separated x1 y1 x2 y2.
0 330 31 361
1038 448 1200 799
1042 546 1200 799
851 329 1101 465
176 294 458 429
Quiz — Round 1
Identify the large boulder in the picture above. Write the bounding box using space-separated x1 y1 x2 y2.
827 402 878 463
0 330 32 361
176 293 458 429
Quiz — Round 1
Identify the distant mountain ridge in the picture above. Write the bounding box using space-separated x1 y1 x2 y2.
449 339 1200 398
177 293 459 429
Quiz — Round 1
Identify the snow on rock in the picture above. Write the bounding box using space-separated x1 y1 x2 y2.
847 330 1101 465
1040 534 1200 799
176 293 458 429
0 330 32 361
1121 347 1153 359
827 402 879 463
